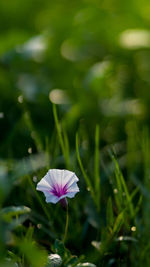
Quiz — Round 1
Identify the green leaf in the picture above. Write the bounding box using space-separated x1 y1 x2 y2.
54 240 66 258
0 206 31 222
25 226 34 240
112 211 124 236
19 238 47 267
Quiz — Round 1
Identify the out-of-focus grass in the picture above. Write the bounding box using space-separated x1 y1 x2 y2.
1 0 150 266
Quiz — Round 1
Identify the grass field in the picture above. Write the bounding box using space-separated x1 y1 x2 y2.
1 0 150 266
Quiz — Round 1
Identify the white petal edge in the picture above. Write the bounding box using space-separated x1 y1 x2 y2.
42 171 55 188
67 181 80 192
45 194 59 204
66 191 79 198
36 177 52 191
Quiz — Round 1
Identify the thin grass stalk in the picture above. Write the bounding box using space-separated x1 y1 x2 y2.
94 125 100 211
76 133 97 208
52 104 69 168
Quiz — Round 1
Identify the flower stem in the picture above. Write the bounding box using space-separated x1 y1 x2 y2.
63 204 69 244
60 198 68 209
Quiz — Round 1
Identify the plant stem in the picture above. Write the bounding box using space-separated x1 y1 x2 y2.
63 204 69 244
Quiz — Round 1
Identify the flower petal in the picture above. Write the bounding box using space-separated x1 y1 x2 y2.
43 171 55 188
67 181 80 193
49 169 64 188
49 169 78 189
66 191 79 198
36 177 51 192
45 194 59 204
60 170 79 188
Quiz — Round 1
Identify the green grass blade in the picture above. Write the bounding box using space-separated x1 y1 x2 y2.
53 104 69 168
112 210 124 236
113 155 123 201
119 173 134 217
94 125 100 211
76 133 96 207
113 156 134 217
134 194 142 216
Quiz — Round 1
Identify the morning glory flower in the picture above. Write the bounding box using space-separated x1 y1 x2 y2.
36 169 79 207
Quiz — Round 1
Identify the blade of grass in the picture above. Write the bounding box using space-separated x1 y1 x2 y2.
109 150 123 212
94 125 100 211
76 133 96 207
111 210 124 236
53 104 69 168
134 194 142 216
112 156 134 218
112 155 123 204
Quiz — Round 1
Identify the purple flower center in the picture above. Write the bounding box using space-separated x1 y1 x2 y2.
50 183 68 197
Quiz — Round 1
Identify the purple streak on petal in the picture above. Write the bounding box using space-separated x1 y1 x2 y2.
50 183 68 197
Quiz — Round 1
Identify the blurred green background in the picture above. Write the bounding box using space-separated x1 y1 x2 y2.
1 0 150 266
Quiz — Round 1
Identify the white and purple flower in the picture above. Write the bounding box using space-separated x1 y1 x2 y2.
36 169 79 207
